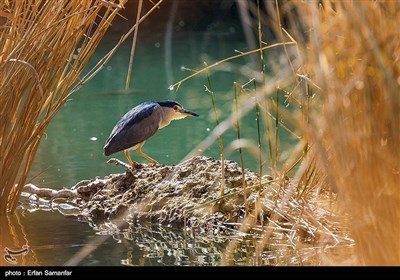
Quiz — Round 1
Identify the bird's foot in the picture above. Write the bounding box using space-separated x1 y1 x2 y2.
149 161 159 167
130 162 143 169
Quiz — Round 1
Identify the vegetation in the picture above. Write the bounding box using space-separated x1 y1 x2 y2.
293 1 400 265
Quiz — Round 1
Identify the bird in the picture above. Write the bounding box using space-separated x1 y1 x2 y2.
104 100 199 168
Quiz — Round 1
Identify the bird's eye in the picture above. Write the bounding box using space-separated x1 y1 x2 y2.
173 105 180 111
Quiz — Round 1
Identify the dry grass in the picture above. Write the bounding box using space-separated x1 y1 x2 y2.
0 0 128 214
293 0 400 265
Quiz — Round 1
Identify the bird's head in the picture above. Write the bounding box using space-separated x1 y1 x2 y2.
157 100 199 124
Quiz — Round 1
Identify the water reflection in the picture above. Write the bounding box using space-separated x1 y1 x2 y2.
1 205 351 266
66 215 254 266
0 213 38 266
1 209 95 266
0 208 235 266
115 222 228 266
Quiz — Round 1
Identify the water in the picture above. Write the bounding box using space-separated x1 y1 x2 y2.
1 210 284 266
2 12 293 266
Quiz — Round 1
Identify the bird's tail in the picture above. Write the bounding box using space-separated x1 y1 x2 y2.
103 142 113 156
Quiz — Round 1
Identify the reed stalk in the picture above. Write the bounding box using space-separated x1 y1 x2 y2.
233 84 247 214
205 69 226 198
125 0 143 90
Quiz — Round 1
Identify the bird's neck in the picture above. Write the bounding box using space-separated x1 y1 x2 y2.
159 118 171 129
158 107 187 128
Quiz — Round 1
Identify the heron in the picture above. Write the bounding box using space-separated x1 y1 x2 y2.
104 100 199 168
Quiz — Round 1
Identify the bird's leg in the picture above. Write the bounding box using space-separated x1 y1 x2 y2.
136 147 158 165
124 149 138 169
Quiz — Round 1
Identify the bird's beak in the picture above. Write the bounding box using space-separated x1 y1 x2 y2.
180 108 199 117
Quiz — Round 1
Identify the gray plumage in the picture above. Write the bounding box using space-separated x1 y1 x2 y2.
104 102 160 156
104 100 198 158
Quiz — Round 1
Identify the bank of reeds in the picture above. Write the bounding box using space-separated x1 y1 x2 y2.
0 0 125 214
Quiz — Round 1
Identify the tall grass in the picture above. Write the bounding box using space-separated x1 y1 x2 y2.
0 0 162 214
292 1 400 265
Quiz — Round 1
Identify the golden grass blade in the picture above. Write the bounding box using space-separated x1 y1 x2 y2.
169 41 296 90
125 0 143 90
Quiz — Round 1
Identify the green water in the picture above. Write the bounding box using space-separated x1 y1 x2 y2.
6 15 290 266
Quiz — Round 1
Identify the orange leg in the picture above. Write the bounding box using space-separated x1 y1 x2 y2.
124 150 138 168
135 143 158 165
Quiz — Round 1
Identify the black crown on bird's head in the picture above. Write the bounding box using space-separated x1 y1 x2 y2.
156 100 182 108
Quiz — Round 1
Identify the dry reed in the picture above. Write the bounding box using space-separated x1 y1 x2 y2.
292 0 400 265
0 0 164 215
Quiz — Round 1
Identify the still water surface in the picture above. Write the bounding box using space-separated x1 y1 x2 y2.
3 18 288 266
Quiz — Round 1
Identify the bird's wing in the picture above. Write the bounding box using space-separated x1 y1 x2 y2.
104 102 161 155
